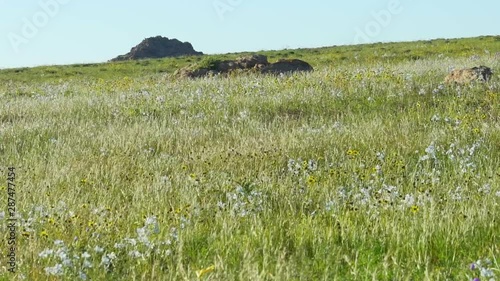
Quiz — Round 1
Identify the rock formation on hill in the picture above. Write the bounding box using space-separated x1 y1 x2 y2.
177 54 313 78
260 59 314 75
444 66 493 84
110 36 203 62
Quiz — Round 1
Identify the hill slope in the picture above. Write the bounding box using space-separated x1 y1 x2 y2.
0 35 499 280
0 35 499 83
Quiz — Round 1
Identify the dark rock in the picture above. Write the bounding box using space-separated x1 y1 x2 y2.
444 65 493 84
236 54 269 68
177 68 210 79
260 59 314 75
177 55 313 79
177 54 270 78
111 36 203 62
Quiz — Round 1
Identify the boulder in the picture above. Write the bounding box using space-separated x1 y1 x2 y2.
111 36 203 62
260 59 314 75
177 55 313 78
177 68 210 79
444 66 493 84
177 54 270 78
236 54 269 68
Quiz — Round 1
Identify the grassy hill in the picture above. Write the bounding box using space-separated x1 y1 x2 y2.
0 36 499 280
1 35 499 83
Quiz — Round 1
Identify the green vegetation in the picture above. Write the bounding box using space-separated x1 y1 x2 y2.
0 36 499 280
1 35 499 83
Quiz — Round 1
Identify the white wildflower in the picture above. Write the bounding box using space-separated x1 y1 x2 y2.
39 249 54 258
94 246 104 253
44 264 63 276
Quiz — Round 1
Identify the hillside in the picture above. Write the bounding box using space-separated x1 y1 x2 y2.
0 35 499 280
1 35 499 84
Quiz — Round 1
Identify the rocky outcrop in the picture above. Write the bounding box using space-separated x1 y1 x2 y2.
444 66 493 84
111 36 203 62
260 59 314 75
177 55 313 78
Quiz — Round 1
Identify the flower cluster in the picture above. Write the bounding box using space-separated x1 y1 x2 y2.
37 213 181 278
469 258 497 281
219 184 266 217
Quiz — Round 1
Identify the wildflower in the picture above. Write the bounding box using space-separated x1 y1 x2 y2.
196 265 215 278
47 216 57 225
402 194 415 206
376 152 385 162
101 255 111 267
325 201 335 212
478 184 491 194
128 250 144 259
308 159 318 171
137 227 149 243
45 264 64 276
307 175 317 185
480 267 495 278
83 260 93 268
189 173 199 182
81 252 91 259
101 252 117 268
217 201 226 209
160 176 170 183
287 159 301 175
78 271 87 280
425 143 436 156
94 246 104 253
410 205 419 213
347 149 360 157
39 249 54 258
124 238 137 246
170 228 179 241
180 216 190 229
40 229 49 238
145 216 159 233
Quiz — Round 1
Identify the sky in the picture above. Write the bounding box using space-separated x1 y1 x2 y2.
0 0 498 69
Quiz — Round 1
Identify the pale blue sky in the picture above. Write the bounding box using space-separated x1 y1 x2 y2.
0 0 498 69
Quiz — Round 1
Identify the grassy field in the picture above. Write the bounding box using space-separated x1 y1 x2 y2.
1 36 499 280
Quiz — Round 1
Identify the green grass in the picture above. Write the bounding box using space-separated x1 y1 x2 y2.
1 35 499 83
0 35 499 280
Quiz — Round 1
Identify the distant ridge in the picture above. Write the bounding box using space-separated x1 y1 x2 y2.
110 36 203 62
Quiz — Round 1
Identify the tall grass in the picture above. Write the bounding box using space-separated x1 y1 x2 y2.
0 49 499 280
